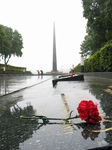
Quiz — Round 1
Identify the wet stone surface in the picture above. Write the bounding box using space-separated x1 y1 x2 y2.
0 75 112 150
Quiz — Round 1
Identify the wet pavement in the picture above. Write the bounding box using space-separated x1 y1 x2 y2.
0 75 112 150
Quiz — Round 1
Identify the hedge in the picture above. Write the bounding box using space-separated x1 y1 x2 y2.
74 40 112 72
0 64 32 74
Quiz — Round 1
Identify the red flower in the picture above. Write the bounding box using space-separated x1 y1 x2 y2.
77 100 101 124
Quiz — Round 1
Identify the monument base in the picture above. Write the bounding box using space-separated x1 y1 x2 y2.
46 70 63 75
81 66 84 73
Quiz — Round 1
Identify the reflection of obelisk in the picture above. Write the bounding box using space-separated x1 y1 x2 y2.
52 23 57 72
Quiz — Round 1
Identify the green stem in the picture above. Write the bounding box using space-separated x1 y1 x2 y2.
20 114 79 123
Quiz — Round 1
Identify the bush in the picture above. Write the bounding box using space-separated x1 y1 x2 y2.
74 63 80 72
0 64 32 74
74 40 112 72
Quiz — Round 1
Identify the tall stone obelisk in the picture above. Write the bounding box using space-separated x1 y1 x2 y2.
52 22 57 72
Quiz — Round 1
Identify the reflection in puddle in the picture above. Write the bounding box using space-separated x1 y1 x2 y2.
81 123 101 141
0 104 38 150
0 76 46 96
0 102 108 150
85 77 112 145
0 76 112 149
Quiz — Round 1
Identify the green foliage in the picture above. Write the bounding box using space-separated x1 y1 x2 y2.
0 24 23 64
0 25 9 57
11 30 23 57
78 41 112 72
0 63 32 74
100 41 112 71
84 59 90 72
74 63 80 72
81 0 112 57
80 34 93 57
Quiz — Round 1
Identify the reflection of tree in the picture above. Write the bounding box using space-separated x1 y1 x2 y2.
0 79 9 95
0 104 38 150
89 84 112 117
88 83 112 145
0 95 23 115
0 76 28 96
103 122 112 145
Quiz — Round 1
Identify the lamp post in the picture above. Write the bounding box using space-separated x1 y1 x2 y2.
79 52 84 73
3 66 6 74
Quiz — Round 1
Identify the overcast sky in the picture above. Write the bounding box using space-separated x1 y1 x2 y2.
0 0 87 73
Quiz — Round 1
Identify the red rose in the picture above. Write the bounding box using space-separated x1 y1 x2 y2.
77 100 101 124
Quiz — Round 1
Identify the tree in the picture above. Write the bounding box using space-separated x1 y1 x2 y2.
0 25 10 63
80 0 112 57
0 24 23 65
80 34 93 57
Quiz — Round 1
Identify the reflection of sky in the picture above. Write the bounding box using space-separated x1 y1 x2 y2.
0 76 112 149
18 77 109 149
0 76 49 96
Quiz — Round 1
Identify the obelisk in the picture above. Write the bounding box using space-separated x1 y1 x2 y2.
52 22 57 72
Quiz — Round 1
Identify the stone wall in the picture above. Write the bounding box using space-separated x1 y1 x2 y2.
84 72 112 79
